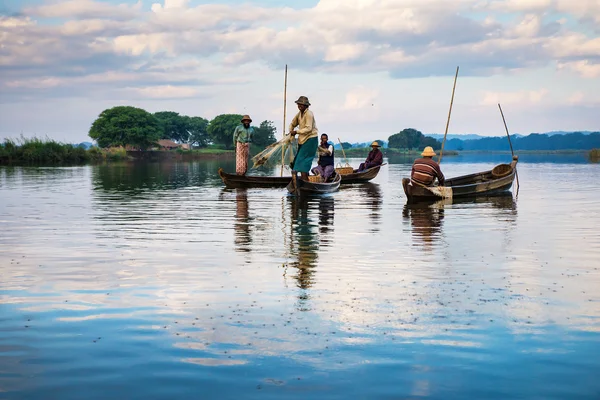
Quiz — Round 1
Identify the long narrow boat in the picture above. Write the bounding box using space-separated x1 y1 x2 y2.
402 156 518 202
218 164 382 189
287 172 341 196
218 168 290 189
338 164 385 184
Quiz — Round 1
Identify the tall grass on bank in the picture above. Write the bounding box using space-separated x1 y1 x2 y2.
0 137 128 165
590 148 600 160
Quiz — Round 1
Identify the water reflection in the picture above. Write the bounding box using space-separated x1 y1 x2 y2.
403 202 445 251
286 195 335 309
234 189 251 252
403 194 518 250
360 183 382 231
92 162 215 196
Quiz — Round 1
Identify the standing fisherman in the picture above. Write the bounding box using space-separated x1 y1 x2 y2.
233 115 254 175
288 96 318 181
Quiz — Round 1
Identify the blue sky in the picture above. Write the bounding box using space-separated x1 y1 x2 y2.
1 0 599 143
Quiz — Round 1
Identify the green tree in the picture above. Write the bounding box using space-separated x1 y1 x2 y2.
253 120 277 147
340 142 352 149
89 106 161 149
154 111 190 143
186 116 209 148
208 114 243 149
388 128 440 150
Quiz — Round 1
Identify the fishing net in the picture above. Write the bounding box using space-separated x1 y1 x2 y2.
251 135 297 170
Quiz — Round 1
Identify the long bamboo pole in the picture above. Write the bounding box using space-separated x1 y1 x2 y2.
438 66 459 164
498 103 519 189
337 138 349 165
280 65 288 177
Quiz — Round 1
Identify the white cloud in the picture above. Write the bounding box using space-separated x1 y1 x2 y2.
24 0 142 20
558 60 600 78
134 85 199 99
567 91 585 104
341 87 379 111
481 89 550 105
1 0 600 140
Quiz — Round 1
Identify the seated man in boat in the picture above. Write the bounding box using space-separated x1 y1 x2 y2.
233 115 254 175
311 133 335 181
411 146 445 186
356 141 383 172
288 96 319 181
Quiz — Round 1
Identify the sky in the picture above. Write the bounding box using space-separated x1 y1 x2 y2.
0 0 599 144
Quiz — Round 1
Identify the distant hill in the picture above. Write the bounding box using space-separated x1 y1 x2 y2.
426 134 486 141
76 142 94 149
442 131 600 151
426 131 594 140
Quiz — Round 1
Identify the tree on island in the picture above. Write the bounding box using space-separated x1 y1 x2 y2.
187 116 209 148
388 128 440 150
154 111 190 143
89 106 161 149
208 114 244 150
252 120 277 147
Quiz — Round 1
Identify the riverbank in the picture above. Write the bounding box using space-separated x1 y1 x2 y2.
0 138 131 165
0 138 237 166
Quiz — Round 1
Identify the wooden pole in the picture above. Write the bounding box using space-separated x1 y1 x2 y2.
438 66 459 164
498 103 519 189
338 138 349 165
280 65 288 177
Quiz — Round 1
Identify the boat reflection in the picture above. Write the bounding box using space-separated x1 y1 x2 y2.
233 189 251 252
403 193 517 250
360 183 382 231
403 201 445 251
286 195 335 310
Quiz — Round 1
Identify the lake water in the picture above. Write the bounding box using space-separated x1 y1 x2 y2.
1 155 599 399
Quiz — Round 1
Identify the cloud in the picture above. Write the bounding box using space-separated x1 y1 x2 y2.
558 60 600 78
24 0 142 20
133 85 199 99
1 0 599 132
481 89 550 106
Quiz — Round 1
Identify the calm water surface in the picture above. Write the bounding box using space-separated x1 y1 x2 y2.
1 155 599 399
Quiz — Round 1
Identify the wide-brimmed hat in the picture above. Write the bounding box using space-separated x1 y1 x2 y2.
370 141 381 147
294 96 311 106
241 115 252 123
421 146 436 157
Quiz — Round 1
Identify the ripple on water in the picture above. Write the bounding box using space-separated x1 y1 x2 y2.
1 160 600 399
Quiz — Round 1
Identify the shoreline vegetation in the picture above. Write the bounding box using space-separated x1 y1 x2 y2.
1 137 598 166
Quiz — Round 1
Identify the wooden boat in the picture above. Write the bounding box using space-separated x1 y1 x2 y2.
218 168 291 189
339 164 385 184
219 164 383 188
287 172 341 196
402 156 518 202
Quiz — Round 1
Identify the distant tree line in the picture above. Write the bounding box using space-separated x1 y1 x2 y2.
443 132 600 151
89 106 277 150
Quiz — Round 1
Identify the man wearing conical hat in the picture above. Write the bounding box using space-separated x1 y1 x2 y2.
357 141 384 172
233 114 254 175
411 146 445 186
288 95 318 181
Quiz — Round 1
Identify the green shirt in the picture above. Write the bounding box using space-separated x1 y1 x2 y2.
233 125 254 145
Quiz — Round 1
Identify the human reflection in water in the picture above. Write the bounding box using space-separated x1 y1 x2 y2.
234 189 251 252
403 201 445 252
286 195 335 310
360 183 382 232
